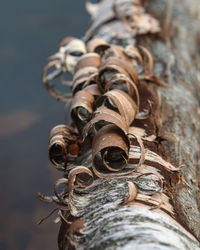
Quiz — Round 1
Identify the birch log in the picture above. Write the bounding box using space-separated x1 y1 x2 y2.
42 0 200 249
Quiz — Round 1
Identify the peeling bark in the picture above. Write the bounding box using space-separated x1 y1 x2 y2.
41 0 200 249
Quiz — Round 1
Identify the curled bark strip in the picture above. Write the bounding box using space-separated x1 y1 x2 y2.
129 146 179 173
105 73 140 107
42 60 72 102
71 90 95 132
135 193 174 216
49 124 77 139
98 57 138 91
108 44 129 59
58 210 71 225
134 173 163 195
54 178 68 203
87 39 134 61
49 135 68 167
124 45 143 64
51 201 69 211
140 75 170 88
37 208 58 225
60 74 73 87
123 181 137 204
37 192 53 203
87 38 110 54
73 67 98 83
38 192 69 210
96 89 138 125
136 193 162 210
72 66 98 94
68 166 94 194
128 133 145 168
81 72 98 89
150 194 163 211
74 53 102 73
83 107 129 139
134 81 155 121
92 124 132 178
49 125 79 167
83 84 101 99
139 46 154 75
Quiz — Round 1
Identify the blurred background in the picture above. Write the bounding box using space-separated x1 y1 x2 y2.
0 0 89 249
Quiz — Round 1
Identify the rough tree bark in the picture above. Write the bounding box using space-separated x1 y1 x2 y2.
41 0 200 249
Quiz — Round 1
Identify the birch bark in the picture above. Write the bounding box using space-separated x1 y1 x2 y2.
45 0 200 249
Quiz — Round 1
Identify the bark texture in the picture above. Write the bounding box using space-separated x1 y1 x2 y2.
145 0 200 240
42 0 200 249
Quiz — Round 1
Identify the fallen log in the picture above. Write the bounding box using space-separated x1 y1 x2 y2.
40 0 200 249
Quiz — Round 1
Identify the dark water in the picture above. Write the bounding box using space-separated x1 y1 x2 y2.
0 1 89 249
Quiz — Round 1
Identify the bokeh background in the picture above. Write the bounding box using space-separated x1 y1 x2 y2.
0 1 89 249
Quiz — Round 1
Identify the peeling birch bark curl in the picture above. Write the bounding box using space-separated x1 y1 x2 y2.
48 125 79 167
96 89 138 125
70 90 95 132
92 124 130 177
72 66 98 95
